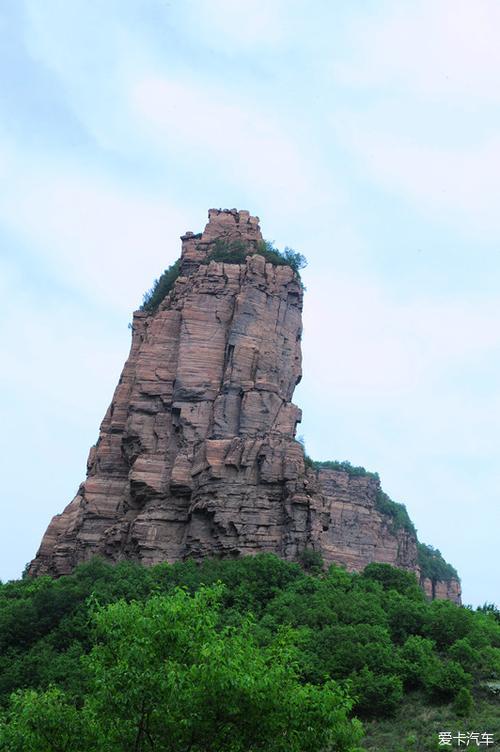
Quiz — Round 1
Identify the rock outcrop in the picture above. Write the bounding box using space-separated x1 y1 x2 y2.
421 577 462 603
30 209 461 603
312 469 417 573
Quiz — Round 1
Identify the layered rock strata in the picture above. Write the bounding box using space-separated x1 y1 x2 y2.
421 576 462 603
30 209 460 603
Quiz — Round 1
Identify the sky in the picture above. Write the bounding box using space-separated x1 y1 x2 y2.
0 0 499 606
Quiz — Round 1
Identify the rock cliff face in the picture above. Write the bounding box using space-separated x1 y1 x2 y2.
312 470 417 573
30 209 460 603
421 576 462 603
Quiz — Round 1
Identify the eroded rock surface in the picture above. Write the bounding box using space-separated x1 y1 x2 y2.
30 209 460 603
421 576 462 604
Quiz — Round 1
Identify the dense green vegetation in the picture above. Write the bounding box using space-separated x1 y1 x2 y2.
203 238 307 277
0 556 498 750
417 543 459 584
0 584 359 751
140 239 306 312
374 490 417 535
140 259 181 312
313 460 380 479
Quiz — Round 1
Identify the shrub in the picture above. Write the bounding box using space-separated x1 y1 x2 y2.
423 601 474 649
313 460 379 480
374 491 416 535
362 564 421 598
0 587 363 752
452 686 474 717
1 554 498 734
350 667 404 718
417 543 459 584
425 659 471 702
399 635 438 690
298 549 324 574
140 259 181 312
204 238 307 278
448 638 481 672
385 593 427 644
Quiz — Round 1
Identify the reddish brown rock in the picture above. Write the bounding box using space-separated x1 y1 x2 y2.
29 209 460 603
421 576 462 605
309 469 418 572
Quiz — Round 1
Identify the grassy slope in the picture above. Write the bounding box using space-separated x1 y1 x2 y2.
363 691 499 751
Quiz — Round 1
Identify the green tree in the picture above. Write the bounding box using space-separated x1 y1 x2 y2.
452 686 474 717
362 563 421 597
423 600 473 649
349 667 403 718
399 635 438 690
0 687 93 752
0 585 362 752
425 659 472 702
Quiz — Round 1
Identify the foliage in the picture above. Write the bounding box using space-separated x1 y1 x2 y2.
362 691 500 752
448 638 481 673
202 237 249 263
374 490 417 535
417 543 459 584
476 603 500 623
424 659 471 702
256 240 307 275
399 635 438 690
349 668 404 718
139 238 307 313
0 553 498 740
313 460 379 480
452 686 474 717
304 453 315 469
298 548 324 573
140 259 181 312
203 238 307 278
422 600 474 649
362 564 422 598
0 585 362 752
0 687 92 752
296 435 315 470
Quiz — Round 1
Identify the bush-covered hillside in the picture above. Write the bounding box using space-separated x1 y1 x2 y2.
0 556 498 750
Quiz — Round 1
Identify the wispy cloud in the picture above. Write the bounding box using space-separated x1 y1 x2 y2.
0 137 190 312
332 0 500 103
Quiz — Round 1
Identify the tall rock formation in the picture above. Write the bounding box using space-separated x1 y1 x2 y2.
30 209 460 603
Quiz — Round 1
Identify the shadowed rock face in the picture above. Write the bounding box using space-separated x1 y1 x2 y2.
29 209 461 603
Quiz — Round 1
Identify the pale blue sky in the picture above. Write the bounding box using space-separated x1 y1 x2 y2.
1 0 499 605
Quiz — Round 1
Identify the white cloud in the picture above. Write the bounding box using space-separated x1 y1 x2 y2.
0 253 128 410
303 272 500 397
0 141 190 312
129 74 334 216
333 0 500 102
326 1 500 234
336 123 500 234
180 0 298 53
20 1 339 220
